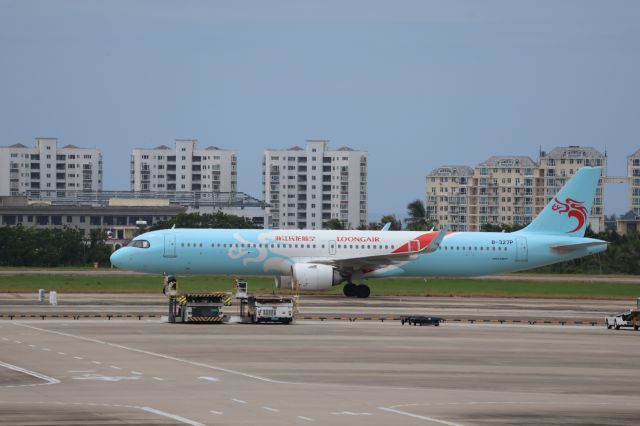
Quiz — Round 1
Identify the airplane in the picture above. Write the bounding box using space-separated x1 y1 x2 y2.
110 167 608 298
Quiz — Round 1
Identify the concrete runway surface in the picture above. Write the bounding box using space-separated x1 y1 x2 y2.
1 318 640 425
0 293 636 324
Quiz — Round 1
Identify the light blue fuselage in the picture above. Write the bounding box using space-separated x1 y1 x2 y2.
110 228 606 279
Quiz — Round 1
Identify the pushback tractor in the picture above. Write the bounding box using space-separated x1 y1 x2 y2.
168 293 232 324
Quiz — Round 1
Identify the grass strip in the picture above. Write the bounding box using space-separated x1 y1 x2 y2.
0 275 639 299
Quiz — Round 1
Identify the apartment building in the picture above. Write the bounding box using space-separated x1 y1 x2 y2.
539 146 606 231
263 140 367 229
0 137 102 196
425 166 474 231
468 156 541 231
628 149 640 216
426 146 607 232
130 139 237 194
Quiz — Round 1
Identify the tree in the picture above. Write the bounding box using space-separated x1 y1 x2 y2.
357 215 402 230
324 219 345 230
480 223 526 232
404 200 432 230
380 214 402 230
149 212 260 231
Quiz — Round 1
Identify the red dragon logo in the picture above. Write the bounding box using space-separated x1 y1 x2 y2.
551 197 588 233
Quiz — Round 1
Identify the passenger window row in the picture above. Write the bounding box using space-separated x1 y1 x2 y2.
442 246 508 252
178 242 398 251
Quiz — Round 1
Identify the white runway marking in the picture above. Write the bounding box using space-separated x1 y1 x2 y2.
1 337 8 341
0 360 60 387
209 410 224 415
152 376 164 381
263 406 280 412
198 376 219 382
72 373 140 382
378 407 465 426
232 398 247 404
140 406 205 426
131 371 142 375
331 411 372 416
0 400 205 426
297 415 315 421
91 361 101 365
14 340 21 344
42 347 50 351
110 365 121 370
57 352 66 355
73 356 83 360
14 323 292 384
28 344 36 348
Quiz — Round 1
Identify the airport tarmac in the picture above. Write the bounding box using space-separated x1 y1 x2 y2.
1 319 640 425
0 293 635 323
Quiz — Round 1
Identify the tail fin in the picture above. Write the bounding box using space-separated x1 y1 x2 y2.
520 167 601 237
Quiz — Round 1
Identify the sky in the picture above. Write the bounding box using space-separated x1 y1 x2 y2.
1 0 639 220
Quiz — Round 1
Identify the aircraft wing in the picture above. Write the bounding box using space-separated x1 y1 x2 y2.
309 225 449 273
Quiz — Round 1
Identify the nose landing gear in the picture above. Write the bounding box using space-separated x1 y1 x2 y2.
342 282 371 298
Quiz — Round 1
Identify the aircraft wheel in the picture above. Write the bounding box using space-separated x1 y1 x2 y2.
343 283 357 297
355 284 370 299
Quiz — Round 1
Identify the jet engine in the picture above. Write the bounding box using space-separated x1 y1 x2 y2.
292 263 343 291
274 275 293 289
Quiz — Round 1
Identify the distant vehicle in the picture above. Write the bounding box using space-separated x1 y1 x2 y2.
400 316 443 326
111 167 608 298
605 310 639 330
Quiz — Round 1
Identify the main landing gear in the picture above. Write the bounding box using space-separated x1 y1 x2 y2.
343 282 370 298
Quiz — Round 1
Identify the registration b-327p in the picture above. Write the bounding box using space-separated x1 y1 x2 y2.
110 167 608 298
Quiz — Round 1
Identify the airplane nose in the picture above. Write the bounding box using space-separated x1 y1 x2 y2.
110 248 126 269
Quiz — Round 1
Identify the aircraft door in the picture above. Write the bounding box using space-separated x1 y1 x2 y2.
164 234 176 258
515 237 528 262
329 240 336 255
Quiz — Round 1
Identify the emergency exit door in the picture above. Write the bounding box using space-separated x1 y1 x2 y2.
164 234 176 258
515 237 528 262
329 240 336 255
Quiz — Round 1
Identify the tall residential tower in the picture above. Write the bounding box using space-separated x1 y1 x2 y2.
263 140 367 229
0 137 102 196
130 139 237 194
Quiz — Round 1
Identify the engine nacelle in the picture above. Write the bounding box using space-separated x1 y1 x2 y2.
292 263 342 291
274 275 293 289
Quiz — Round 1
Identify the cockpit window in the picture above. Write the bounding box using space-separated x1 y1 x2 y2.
127 239 150 249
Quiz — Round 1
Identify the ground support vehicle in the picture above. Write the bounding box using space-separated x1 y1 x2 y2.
241 295 295 324
400 315 444 326
168 293 232 324
605 310 640 330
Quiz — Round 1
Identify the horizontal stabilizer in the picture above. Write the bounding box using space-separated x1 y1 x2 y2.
550 241 608 253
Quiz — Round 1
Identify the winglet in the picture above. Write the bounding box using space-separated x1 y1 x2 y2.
423 225 450 253
382 222 391 231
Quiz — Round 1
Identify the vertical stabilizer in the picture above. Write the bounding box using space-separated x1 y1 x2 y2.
520 167 601 237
